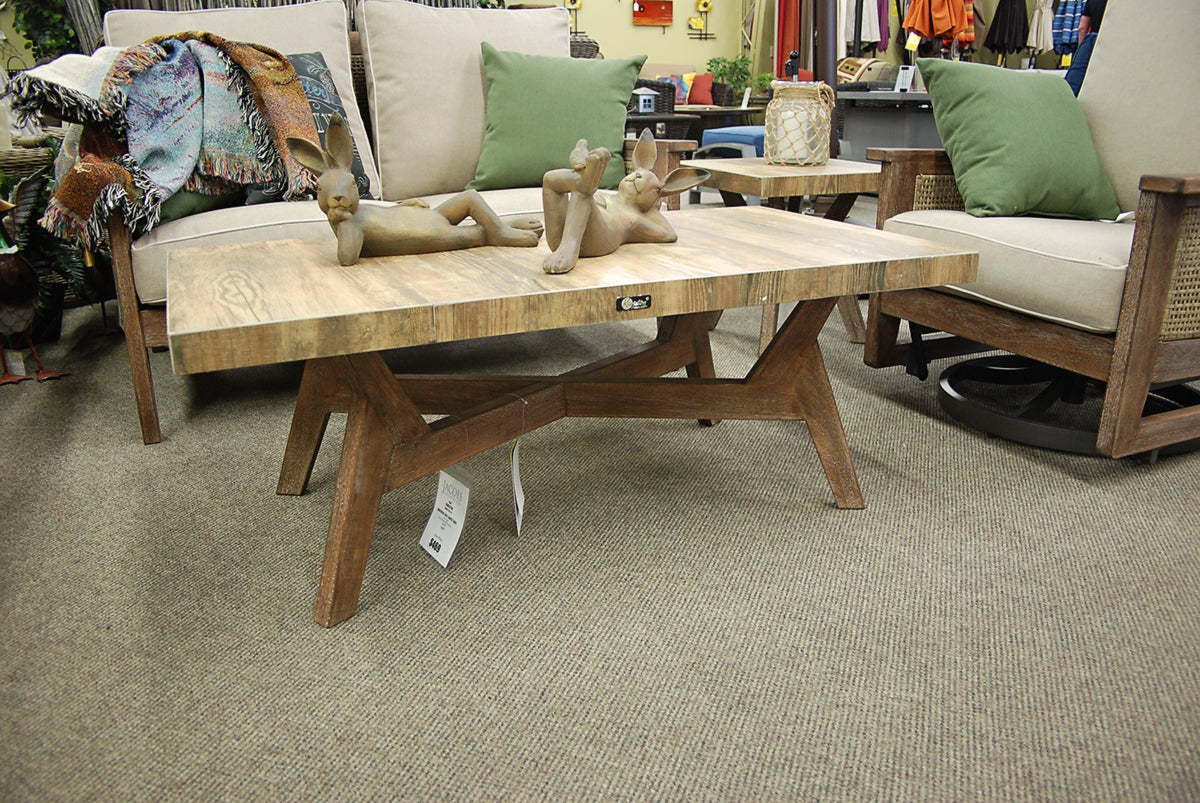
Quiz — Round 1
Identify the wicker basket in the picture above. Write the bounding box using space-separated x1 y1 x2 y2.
570 33 601 58
763 80 835 165
626 79 676 115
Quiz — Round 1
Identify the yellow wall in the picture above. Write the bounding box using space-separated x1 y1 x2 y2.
573 0 749 69
1 6 36 74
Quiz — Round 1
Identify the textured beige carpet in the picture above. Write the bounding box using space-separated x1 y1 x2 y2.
2 301 1198 801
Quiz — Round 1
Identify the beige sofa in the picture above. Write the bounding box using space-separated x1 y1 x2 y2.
101 0 666 444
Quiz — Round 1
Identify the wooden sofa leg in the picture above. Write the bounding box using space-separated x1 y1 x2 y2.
125 318 163 445
108 218 163 444
863 294 905 368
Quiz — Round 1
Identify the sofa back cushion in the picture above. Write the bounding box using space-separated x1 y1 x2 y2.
1077 0 1200 213
359 0 570 201
102 0 379 198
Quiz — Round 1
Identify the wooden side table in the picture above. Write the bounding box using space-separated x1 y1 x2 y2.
680 156 882 351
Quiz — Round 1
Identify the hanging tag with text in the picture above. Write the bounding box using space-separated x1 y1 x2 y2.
905 31 921 51
420 466 472 568
511 438 526 536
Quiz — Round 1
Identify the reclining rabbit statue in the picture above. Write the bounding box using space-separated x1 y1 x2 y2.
287 114 543 266
540 128 710 274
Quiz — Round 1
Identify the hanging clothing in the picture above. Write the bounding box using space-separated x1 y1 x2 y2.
902 0 967 40
845 0 882 52
941 0 976 47
1027 0 1054 54
876 0 891 53
1053 0 1084 55
983 0 1028 56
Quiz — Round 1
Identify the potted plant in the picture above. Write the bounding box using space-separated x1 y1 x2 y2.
751 72 775 102
10 0 88 62
706 55 751 106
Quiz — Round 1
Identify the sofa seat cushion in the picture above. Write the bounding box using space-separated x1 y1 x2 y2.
103 0 378 199
136 189 548 304
418 187 546 218
884 210 1134 334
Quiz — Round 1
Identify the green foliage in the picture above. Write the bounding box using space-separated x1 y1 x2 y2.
10 0 83 62
1 149 96 315
753 72 775 94
477 0 507 7
706 55 752 97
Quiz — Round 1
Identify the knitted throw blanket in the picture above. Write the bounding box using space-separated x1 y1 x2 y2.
5 32 318 247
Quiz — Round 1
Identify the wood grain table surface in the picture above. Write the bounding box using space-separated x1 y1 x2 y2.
168 205 964 375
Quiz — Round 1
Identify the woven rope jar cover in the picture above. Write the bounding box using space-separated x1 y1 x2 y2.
763 80 835 165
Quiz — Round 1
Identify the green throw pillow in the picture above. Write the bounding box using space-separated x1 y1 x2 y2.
470 43 646 191
917 57 1119 220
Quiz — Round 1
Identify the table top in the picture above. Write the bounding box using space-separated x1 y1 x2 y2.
679 157 882 199
167 205 975 375
838 90 931 103
676 105 765 116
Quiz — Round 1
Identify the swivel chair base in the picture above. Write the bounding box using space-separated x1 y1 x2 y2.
936 354 1200 459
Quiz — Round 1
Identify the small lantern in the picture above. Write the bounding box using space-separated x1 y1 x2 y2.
633 86 657 114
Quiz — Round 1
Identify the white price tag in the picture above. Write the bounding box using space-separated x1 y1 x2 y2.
511 439 525 536
420 466 472 568
3 350 28 376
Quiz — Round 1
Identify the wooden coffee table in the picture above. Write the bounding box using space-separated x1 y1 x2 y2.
167 206 974 627
679 157 883 351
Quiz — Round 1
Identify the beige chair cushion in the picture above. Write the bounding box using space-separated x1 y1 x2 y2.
359 0 569 201
884 210 1135 334
1077 0 1200 213
102 0 379 198
130 189 546 304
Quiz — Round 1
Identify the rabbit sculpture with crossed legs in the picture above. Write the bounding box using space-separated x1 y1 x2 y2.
287 114 543 266
541 128 710 274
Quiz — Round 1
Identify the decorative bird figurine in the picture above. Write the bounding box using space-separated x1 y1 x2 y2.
0 198 67 384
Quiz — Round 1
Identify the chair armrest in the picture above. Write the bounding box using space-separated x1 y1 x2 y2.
867 147 954 228
1139 174 1200 197
1124 173 1200 355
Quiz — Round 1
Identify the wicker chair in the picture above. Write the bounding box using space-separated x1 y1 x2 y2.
862 0 1200 459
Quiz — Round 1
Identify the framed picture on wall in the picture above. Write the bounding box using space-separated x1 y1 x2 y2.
633 0 673 26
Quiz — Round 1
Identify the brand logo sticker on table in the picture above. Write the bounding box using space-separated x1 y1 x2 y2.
617 295 652 311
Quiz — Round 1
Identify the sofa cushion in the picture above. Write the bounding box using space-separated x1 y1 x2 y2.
687 73 714 105
359 1 569 201
470 45 644 192
102 0 378 198
1077 0 1200 213
884 210 1134 333
917 57 1119 221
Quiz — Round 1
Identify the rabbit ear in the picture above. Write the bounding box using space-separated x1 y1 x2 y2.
632 128 658 172
659 167 711 197
323 113 355 170
287 136 327 176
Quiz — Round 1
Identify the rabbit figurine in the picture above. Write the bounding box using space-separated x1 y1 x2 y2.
540 128 710 274
287 114 543 266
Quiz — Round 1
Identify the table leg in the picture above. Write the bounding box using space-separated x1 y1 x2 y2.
278 358 340 496
283 353 432 627
314 396 393 627
752 298 864 509
293 320 720 626
824 192 867 345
